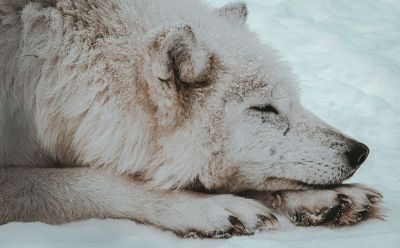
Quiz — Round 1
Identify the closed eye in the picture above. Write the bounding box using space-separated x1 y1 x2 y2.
249 105 279 115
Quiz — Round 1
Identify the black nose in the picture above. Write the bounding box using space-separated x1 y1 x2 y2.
346 142 369 168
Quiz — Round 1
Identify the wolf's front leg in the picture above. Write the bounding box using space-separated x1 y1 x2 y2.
242 184 383 227
0 167 277 238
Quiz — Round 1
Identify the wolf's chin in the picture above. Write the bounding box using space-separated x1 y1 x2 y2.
186 177 345 193
261 177 344 191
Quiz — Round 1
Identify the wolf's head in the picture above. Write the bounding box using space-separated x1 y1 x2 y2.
139 2 368 192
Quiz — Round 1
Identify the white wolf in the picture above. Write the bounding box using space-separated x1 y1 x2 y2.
0 0 382 238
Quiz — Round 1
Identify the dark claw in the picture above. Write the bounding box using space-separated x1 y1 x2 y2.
337 194 353 207
367 194 382 203
294 212 305 224
258 214 268 222
228 215 246 235
269 214 278 222
257 214 278 228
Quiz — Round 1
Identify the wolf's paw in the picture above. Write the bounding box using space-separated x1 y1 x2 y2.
279 184 384 227
179 195 278 239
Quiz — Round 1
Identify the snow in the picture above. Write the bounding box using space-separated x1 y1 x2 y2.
1 0 399 247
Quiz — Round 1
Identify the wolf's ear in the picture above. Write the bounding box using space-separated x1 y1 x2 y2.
143 25 211 126
145 25 209 85
216 2 248 25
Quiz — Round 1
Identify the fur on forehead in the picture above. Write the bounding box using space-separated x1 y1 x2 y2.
117 0 292 76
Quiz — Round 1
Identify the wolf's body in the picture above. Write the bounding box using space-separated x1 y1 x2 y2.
0 0 382 237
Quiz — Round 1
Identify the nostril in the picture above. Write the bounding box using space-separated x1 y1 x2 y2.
346 142 369 168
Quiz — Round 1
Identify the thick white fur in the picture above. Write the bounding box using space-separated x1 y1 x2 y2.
0 0 382 237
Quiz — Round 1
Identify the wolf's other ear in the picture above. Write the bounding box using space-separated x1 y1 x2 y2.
143 24 211 126
217 2 248 25
145 25 209 85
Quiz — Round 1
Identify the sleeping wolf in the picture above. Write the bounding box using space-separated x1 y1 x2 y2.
0 0 382 238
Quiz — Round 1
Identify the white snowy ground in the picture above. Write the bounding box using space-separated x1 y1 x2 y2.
1 0 399 247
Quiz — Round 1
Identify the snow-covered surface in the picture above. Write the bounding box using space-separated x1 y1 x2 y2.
1 0 399 247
